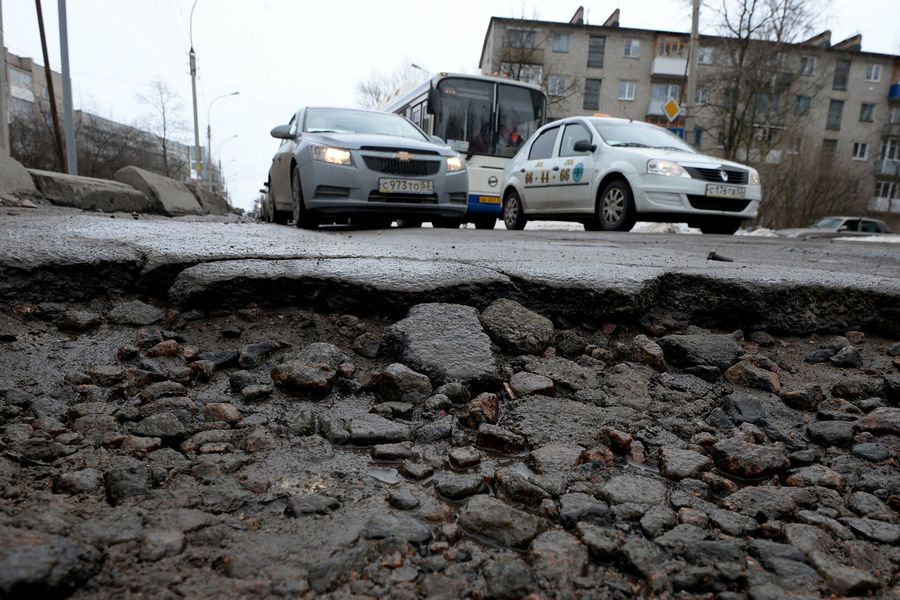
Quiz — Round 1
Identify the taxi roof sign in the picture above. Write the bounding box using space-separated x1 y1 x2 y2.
662 98 681 122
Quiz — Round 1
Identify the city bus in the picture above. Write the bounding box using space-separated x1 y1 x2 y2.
379 73 547 229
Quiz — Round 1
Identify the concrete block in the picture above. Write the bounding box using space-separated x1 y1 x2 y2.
29 169 153 213
114 166 204 216
0 154 37 198
187 183 232 215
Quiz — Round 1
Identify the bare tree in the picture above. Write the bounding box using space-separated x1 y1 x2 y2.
754 143 867 228
487 9 582 113
137 80 187 178
697 0 828 161
356 63 426 109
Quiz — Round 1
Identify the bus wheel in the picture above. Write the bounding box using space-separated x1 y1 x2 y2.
502 190 527 230
473 217 496 230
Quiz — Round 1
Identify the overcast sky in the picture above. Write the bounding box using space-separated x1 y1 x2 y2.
4 0 899 211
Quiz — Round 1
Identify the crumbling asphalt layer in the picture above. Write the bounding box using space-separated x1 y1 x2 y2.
0 210 899 598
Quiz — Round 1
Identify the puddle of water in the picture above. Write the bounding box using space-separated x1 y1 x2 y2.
368 467 403 484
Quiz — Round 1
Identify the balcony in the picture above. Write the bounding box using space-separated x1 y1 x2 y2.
874 159 900 176
651 56 688 77
889 84 900 102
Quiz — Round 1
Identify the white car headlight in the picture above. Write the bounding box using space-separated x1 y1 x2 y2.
446 154 465 172
312 145 352 165
749 168 761 185
647 159 686 177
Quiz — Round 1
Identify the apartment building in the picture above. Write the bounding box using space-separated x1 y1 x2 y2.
3 50 226 189
479 7 900 216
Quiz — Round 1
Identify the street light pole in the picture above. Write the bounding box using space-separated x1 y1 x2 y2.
189 0 201 181
684 0 700 144
58 0 77 174
206 91 239 190
0 0 10 156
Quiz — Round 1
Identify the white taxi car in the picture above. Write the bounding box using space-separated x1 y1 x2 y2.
500 116 762 234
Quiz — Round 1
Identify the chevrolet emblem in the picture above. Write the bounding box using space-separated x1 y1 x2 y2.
395 151 412 162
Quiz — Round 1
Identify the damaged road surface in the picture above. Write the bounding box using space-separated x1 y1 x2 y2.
0 210 899 598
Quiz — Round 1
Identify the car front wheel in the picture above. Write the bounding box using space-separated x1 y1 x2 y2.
473 216 496 230
432 217 463 229
502 190 527 230
596 180 636 231
291 167 318 230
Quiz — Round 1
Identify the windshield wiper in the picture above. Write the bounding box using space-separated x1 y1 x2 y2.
609 142 649 148
307 128 348 134
653 145 686 151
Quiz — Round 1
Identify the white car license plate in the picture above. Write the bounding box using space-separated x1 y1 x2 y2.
378 178 434 194
705 184 746 199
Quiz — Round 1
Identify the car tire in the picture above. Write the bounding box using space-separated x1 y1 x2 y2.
502 190 527 230
432 217 463 229
699 218 743 235
291 166 318 230
583 221 601 232
596 179 636 232
473 216 496 230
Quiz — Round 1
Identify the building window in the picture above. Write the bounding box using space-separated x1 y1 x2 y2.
499 62 543 86
852 142 869 160
9 67 36 102
624 39 640 58
552 33 570 53
881 137 900 160
826 100 844 130
657 37 686 58
891 107 900 124
859 103 876 123
651 83 680 102
833 59 851 91
698 47 714 65
865 64 881 82
583 78 601 110
547 75 567 97
800 56 816 76
507 29 536 49
618 80 636 101
876 180 897 199
795 95 811 116
587 35 606 68
693 127 704 147
695 87 709 105
822 139 838 156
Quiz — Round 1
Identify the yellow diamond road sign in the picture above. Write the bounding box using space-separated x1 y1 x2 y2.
663 98 681 122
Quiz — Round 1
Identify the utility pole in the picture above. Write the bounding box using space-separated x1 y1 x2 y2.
0 0 10 156
35 0 66 173
206 90 239 191
684 0 700 144
58 0 76 174
189 0 201 182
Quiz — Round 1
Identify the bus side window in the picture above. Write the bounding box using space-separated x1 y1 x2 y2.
411 104 422 128
422 114 433 135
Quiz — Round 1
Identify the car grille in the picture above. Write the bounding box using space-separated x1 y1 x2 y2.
449 192 467 204
683 166 749 184
360 146 441 156
368 192 438 204
687 195 752 212
314 185 350 198
363 156 441 176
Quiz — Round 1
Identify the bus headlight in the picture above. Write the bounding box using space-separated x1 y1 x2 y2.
446 154 465 172
312 145 352 165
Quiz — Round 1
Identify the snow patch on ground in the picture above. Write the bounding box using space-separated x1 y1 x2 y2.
831 235 900 244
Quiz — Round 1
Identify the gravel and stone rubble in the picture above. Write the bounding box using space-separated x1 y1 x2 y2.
0 296 898 598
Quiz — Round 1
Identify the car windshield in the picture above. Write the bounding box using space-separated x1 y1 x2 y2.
590 119 695 153
304 108 428 141
812 217 843 229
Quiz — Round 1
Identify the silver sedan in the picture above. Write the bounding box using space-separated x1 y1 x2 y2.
265 107 468 228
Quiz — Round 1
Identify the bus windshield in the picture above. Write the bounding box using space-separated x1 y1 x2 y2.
432 77 544 158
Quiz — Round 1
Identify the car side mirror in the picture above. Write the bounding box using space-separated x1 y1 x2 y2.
837 225 850 232
430 135 446 145
573 140 597 153
270 124 293 140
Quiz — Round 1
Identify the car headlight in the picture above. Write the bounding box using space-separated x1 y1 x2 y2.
446 154 465 172
749 168 761 185
312 145 352 165
647 159 686 177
